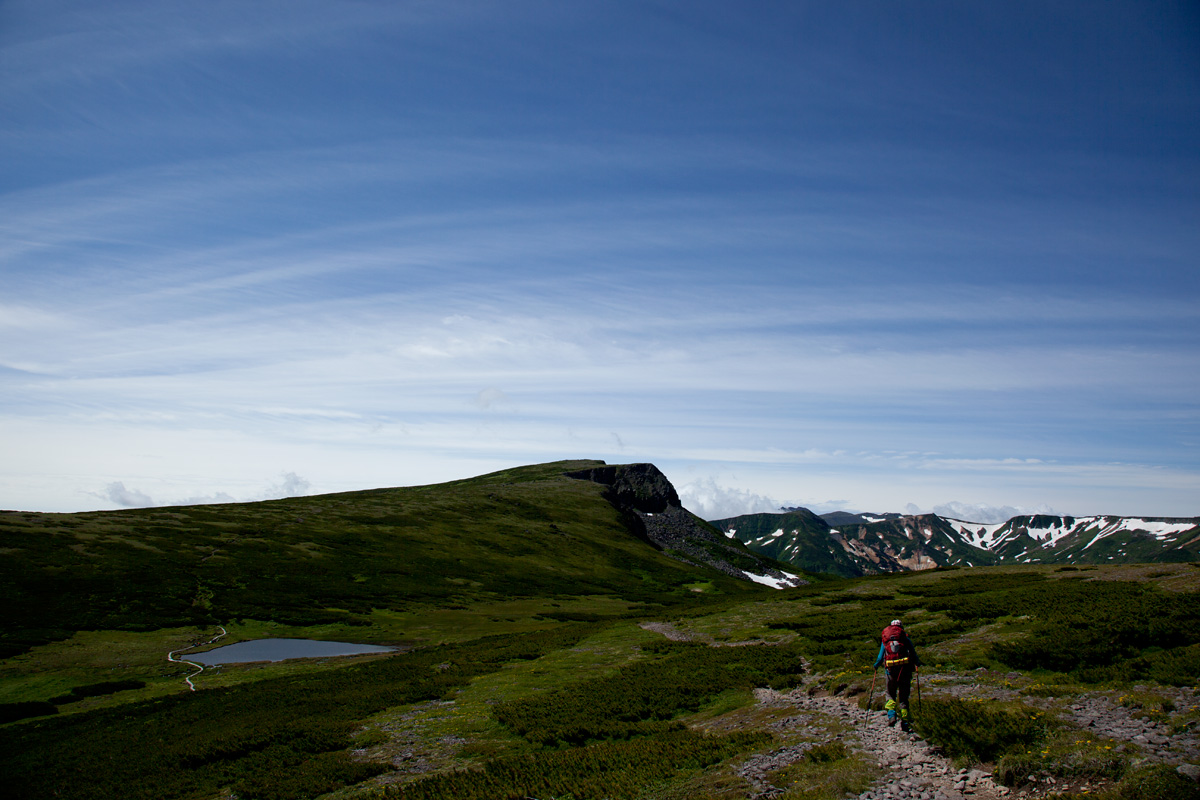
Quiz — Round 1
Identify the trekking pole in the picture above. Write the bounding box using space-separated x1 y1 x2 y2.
866 667 877 721
916 667 922 712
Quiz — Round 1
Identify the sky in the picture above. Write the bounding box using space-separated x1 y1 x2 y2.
2 1 1199 521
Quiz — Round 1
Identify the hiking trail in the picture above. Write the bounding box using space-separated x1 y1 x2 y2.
746 686 1007 800
638 625 1199 798
166 626 228 691
742 671 1200 800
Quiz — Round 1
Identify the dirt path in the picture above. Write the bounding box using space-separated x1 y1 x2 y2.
638 621 696 642
167 625 228 691
636 623 1199 798
742 675 1200 800
744 688 1008 800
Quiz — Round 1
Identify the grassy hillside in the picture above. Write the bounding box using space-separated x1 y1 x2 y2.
3 563 1198 800
0 460 777 658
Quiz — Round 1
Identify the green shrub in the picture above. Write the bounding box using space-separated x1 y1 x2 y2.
49 680 147 705
995 736 1126 788
0 701 58 724
769 747 876 800
913 699 1048 764
1116 763 1200 800
805 740 848 764
493 642 806 746
1 625 599 800
937 578 1200 684
381 730 770 800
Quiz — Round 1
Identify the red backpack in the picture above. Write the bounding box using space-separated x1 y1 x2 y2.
881 624 911 667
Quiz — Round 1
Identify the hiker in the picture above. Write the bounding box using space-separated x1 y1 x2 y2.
874 618 920 731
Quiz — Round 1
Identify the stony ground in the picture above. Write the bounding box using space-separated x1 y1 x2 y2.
745 688 1008 800
738 672 1200 800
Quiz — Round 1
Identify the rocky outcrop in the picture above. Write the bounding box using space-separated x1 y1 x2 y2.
567 463 806 588
564 463 679 513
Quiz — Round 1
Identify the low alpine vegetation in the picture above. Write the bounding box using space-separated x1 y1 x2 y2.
912 698 1050 765
381 640 806 799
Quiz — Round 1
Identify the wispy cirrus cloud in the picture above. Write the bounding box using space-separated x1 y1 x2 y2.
1 1 1196 516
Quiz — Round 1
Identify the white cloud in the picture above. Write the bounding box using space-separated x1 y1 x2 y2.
175 491 239 506
781 499 858 516
103 481 154 507
262 471 311 500
473 387 511 410
903 501 1065 524
89 472 309 510
2 4 1196 520
678 478 781 521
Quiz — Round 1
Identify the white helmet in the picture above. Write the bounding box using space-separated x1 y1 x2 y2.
891 619 902 627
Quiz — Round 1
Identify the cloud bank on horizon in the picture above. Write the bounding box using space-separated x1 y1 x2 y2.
2 1 1198 517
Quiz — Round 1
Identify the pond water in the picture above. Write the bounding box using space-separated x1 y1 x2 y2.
187 638 396 665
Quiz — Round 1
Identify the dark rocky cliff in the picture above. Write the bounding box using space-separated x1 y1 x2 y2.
567 463 806 587
565 463 679 514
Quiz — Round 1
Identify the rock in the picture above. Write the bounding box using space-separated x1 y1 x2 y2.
1178 763 1200 783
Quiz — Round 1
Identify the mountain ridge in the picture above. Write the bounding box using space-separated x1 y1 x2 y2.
715 508 1200 577
0 460 805 658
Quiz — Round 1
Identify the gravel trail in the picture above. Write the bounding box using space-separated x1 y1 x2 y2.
742 675 1200 800
745 688 1008 800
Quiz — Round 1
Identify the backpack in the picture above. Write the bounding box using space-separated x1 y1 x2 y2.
881 624 911 667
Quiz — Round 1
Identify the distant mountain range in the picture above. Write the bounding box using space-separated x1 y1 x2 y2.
713 509 1200 578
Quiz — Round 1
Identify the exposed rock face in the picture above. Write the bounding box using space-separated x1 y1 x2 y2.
564 463 679 514
718 512 1001 578
567 463 805 588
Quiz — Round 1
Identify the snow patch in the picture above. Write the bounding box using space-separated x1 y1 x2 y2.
742 571 803 589
944 518 1006 548
1122 519 1197 539
1020 517 1078 548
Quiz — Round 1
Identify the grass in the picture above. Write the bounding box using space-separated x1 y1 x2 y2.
770 743 878 800
360 635 807 800
995 729 1129 788
2 625 604 800
350 621 665 779
912 697 1051 766
0 460 777 658
375 730 772 800
1117 687 1177 723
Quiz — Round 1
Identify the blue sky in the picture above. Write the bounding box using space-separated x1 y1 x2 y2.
2 1 1198 519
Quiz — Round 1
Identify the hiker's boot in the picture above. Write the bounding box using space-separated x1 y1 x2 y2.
886 710 898 727
899 707 911 732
